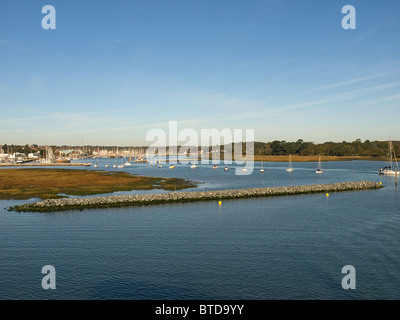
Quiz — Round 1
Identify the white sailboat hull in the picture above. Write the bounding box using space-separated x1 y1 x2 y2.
286 155 294 172
379 141 399 176
380 170 399 176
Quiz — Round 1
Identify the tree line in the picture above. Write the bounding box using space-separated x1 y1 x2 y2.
253 139 400 157
1 140 399 158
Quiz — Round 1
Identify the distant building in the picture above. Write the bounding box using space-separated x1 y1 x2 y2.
11 153 26 159
28 153 41 159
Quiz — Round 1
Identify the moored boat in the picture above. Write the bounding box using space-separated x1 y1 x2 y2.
286 155 294 173
316 155 324 174
379 140 399 176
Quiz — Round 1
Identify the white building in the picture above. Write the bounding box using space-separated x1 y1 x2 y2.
28 153 41 159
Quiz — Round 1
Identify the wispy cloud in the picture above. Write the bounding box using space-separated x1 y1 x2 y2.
324 81 400 102
0 83 12 91
0 108 156 125
345 94 400 108
308 71 397 93
94 39 127 49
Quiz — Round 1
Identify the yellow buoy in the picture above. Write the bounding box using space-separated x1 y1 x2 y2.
218 201 222 206
379 182 382 185
326 193 329 197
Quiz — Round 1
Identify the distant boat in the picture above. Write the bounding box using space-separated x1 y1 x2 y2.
260 160 265 173
105 164 109 168
240 161 248 172
286 154 294 173
224 165 229 171
124 161 132 166
316 155 324 174
191 163 197 169
379 140 399 176
117 157 124 168
169 164 175 169
213 165 218 169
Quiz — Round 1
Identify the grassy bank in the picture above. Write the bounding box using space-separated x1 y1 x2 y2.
249 155 386 162
0 168 197 200
195 155 385 162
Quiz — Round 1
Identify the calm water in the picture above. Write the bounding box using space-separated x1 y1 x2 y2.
0 160 399 300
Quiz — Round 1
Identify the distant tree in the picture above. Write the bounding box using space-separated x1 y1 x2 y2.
270 140 284 155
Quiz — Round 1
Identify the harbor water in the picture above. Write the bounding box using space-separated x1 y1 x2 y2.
0 160 399 299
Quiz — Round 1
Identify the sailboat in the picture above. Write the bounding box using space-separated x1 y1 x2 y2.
379 140 399 176
286 154 294 172
117 153 125 168
260 160 265 173
93 148 99 167
117 159 125 168
113 147 118 167
316 155 324 174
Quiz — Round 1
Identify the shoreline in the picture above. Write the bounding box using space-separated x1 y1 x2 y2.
8 181 383 213
249 155 386 162
0 163 91 167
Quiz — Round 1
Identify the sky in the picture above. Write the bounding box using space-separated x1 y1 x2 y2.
0 0 400 146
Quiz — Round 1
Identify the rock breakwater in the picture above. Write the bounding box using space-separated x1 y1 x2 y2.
8 181 383 212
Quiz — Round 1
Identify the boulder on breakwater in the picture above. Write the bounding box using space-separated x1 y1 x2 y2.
8 181 383 213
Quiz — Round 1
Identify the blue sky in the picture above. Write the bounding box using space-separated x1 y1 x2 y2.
1 0 400 146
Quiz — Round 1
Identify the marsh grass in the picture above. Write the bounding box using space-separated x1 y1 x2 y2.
0 168 197 200
250 155 385 162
